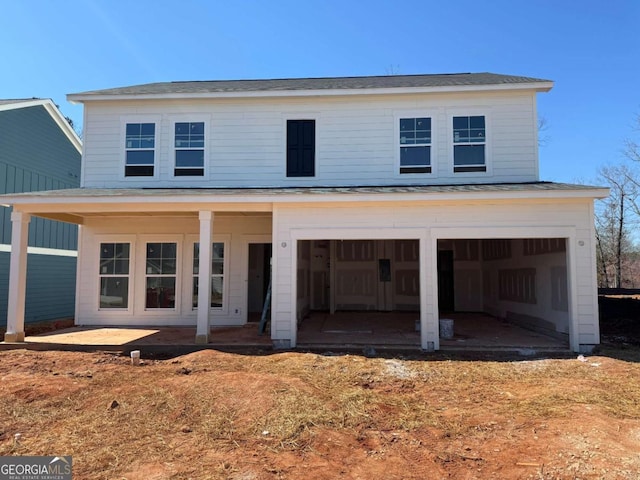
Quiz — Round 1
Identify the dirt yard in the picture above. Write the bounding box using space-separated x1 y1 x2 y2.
1 346 639 480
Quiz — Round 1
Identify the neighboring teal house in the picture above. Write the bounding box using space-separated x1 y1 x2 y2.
0 99 81 328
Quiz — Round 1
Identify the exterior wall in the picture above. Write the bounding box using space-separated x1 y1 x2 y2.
272 198 598 351
76 215 271 326
81 90 539 189
0 104 81 327
0 250 76 325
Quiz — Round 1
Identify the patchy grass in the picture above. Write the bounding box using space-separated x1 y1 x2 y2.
1 348 640 479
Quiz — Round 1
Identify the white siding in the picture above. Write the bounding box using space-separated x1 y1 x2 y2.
76 214 271 326
81 91 539 188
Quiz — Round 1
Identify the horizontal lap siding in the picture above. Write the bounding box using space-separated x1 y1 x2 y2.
0 251 76 326
82 92 539 188
76 215 271 326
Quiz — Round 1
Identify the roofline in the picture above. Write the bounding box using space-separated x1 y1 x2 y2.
0 186 610 211
67 81 553 104
0 98 82 153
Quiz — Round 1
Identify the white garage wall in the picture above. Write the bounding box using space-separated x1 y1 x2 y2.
273 198 598 351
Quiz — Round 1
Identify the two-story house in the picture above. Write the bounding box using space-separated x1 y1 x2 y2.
0 99 81 330
1 73 607 352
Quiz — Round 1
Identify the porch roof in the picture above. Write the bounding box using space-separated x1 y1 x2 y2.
0 182 609 225
1 181 608 204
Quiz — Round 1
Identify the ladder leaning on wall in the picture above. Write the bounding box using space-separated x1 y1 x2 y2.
258 258 272 335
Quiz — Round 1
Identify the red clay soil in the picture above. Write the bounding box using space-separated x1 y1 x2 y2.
1 348 640 479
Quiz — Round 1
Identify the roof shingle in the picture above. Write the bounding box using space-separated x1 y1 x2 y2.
69 72 552 98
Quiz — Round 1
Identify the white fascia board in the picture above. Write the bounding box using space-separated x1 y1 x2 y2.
3 187 610 212
0 98 82 152
67 81 554 103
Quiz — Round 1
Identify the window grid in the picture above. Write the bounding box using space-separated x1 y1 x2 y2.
453 115 486 173
99 242 130 309
125 123 155 177
174 122 205 176
145 242 177 309
192 242 225 308
399 117 431 174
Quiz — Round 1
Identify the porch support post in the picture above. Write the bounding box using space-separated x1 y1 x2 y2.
420 232 437 351
195 211 214 344
4 211 30 342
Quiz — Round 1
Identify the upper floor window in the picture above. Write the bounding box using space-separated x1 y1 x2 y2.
400 117 431 174
453 115 486 173
287 120 315 177
125 123 155 176
175 122 205 176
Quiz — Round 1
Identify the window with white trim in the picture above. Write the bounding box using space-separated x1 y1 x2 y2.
145 242 177 309
99 243 130 309
399 117 431 173
453 115 486 173
192 242 225 308
125 123 155 176
174 122 205 176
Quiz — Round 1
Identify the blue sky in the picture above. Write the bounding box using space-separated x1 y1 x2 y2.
1 0 638 183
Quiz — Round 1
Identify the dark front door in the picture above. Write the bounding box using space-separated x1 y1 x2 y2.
437 250 454 313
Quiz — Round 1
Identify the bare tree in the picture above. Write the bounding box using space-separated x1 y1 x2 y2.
595 164 638 287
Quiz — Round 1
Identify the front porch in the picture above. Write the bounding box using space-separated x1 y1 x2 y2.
1 312 568 354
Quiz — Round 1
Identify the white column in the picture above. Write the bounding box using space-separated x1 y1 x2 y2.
195 211 214 344
5 211 31 342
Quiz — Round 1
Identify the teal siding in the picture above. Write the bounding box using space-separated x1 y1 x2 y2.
0 252 76 326
0 105 80 182
0 103 81 326
0 104 80 251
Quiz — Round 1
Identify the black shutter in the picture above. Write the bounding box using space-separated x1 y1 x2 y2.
287 120 315 177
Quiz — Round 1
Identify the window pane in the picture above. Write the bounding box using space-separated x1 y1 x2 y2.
416 118 430 130
100 277 128 308
193 243 200 273
125 165 154 177
400 131 415 144
469 116 485 129
161 259 176 274
100 243 115 259
100 259 115 275
175 123 189 135
190 122 204 135
454 145 485 166
213 243 224 259
126 124 141 136
212 260 224 275
211 278 223 307
146 277 176 308
176 150 204 167
115 243 129 258
400 146 430 167
114 259 129 275
162 242 177 259
140 136 155 148
470 129 485 142
126 150 154 165
399 118 414 132
140 123 155 135
147 243 162 259
192 277 199 308
453 116 469 130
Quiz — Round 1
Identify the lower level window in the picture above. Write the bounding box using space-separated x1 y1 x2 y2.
145 242 177 309
99 243 130 308
193 242 225 308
